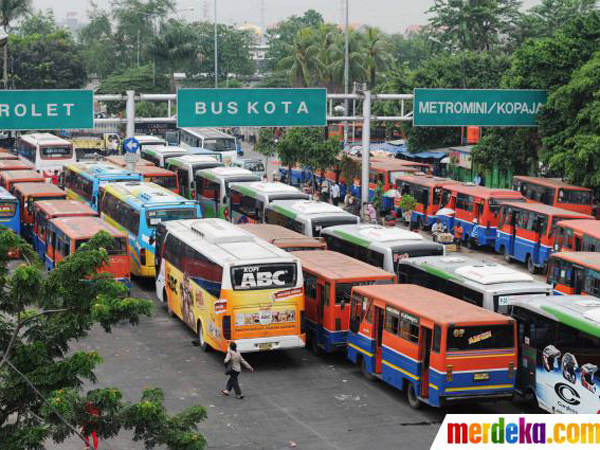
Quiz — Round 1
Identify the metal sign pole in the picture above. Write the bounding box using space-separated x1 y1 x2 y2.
361 90 371 211
126 90 136 172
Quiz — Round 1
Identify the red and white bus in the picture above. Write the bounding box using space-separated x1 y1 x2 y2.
512 176 593 216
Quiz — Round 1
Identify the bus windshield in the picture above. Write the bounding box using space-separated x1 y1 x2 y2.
41 146 73 159
0 201 16 217
246 161 265 172
230 263 297 291
76 237 127 255
447 324 514 351
204 138 236 152
146 208 197 227
311 216 358 237
558 189 592 205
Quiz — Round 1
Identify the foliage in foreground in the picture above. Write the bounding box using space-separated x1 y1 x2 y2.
0 230 207 449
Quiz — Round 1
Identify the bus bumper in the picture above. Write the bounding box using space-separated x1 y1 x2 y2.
439 391 514 407
234 335 305 353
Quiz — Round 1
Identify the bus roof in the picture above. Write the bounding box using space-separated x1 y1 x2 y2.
370 160 419 172
13 182 65 197
511 295 600 338
503 201 593 218
291 250 393 282
50 216 126 240
401 255 551 293
230 181 308 198
270 199 355 218
550 251 600 272
0 170 45 182
0 186 15 201
21 133 71 146
134 166 176 176
324 224 424 244
134 135 167 144
103 182 197 209
398 175 460 188
354 284 514 326
198 166 258 180
0 160 33 170
104 156 155 168
164 219 297 266
167 155 222 166
447 184 524 200
238 224 327 250
556 219 600 238
513 176 592 192
67 162 141 181
182 128 235 139
34 199 96 218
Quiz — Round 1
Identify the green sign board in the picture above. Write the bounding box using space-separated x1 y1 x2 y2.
413 89 548 127
177 88 327 128
0 90 93 130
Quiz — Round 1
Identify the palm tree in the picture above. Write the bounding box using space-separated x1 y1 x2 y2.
363 26 390 89
0 0 31 88
150 20 199 92
332 29 366 91
278 28 318 87
311 24 340 92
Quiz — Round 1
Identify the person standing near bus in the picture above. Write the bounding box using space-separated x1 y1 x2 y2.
221 342 254 399
453 222 464 251
331 182 341 206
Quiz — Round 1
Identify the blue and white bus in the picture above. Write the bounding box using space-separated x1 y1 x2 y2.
63 162 142 211
99 182 201 277
0 186 20 234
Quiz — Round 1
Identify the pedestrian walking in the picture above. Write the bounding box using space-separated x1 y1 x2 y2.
221 342 254 399
453 222 464 251
331 182 341 206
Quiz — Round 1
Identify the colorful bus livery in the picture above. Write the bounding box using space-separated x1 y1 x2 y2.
45 216 131 289
155 219 305 353
0 170 46 192
165 155 223 200
17 133 76 177
511 295 600 414
100 182 201 277
513 176 593 216
292 250 395 354
547 252 600 296
347 284 517 408
0 187 20 234
553 219 600 252
13 182 66 242
63 163 142 211
495 202 592 273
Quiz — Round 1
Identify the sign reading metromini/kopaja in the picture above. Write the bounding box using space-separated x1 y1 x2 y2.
413 88 548 127
177 88 327 128
0 90 94 130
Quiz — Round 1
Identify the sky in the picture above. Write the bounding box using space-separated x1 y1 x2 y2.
33 0 541 34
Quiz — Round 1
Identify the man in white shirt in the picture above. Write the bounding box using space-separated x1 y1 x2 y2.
431 219 443 242
331 182 341 206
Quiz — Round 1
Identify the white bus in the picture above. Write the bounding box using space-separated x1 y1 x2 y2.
179 128 238 165
511 295 600 413
140 146 189 168
228 181 310 224
155 218 305 352
265 199 359 237
134 135 167 153
321 224 444 275
397 255 552 313
165 155 224 200
18 133 76 177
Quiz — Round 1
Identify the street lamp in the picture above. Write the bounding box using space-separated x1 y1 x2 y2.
343 0 349 147
0 32 9 90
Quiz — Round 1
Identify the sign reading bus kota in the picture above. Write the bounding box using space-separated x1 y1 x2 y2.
0 90 94 130
177 88 327 128
413 88 548 127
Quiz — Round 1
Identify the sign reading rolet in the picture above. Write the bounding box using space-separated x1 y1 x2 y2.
0 90 94 130
177 88 327 128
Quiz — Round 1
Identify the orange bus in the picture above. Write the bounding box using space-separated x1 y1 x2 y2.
292 250 395 354
546 252 600 296
133 165 179 194
13 182 66 242
238 224 327 252
0 170 46 192
0 159 34 172
553 219 600 252
33 199 97 261
347 284 517 408
45 216 131 290
512 176 593 216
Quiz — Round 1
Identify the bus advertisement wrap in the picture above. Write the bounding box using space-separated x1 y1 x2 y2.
431 415 600 449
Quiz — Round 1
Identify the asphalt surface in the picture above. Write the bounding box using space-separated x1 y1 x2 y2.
48 141 543 450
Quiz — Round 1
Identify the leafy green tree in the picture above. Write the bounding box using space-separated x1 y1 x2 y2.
428 0 521 51
363 26 391 89
277 128 305 182
16 8 55 36
79 7 118 79
0 0 31 88
9 29 87 89
278 27 318 87
255 128 277 173
388 32 434 70
0 230 207 449
311 24 341 92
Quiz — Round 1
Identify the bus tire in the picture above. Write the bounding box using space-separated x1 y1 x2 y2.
310 332 321 356
407 383 422 409
361 357 376 381
503 247 512 263
197 321 210 352
526 255 538 274
418 217 426 231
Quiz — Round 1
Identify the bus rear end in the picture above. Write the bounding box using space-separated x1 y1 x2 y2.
100 236 131 290
224 261 305 352
432 321 517 407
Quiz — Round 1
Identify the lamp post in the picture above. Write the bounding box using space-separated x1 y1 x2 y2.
343 0 349 147
214 0 218 88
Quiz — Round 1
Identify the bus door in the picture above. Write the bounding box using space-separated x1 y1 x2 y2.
507 208 517 255
419 325 433 399
573 265 585 294
532 216 544 265
316 281 325 329
513 310 537 394
373 306 384 373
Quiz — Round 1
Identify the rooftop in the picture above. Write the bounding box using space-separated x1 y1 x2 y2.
34 200 97 218
514 176 592 191
503 201 593 218
291 250 393 282
51 216 126 240
551 252 600 272
13 182 66 196
556 219 600 238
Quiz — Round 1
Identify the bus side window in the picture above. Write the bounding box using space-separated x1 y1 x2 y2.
349 294 364 333
432 325 441 353
304 273 317 299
